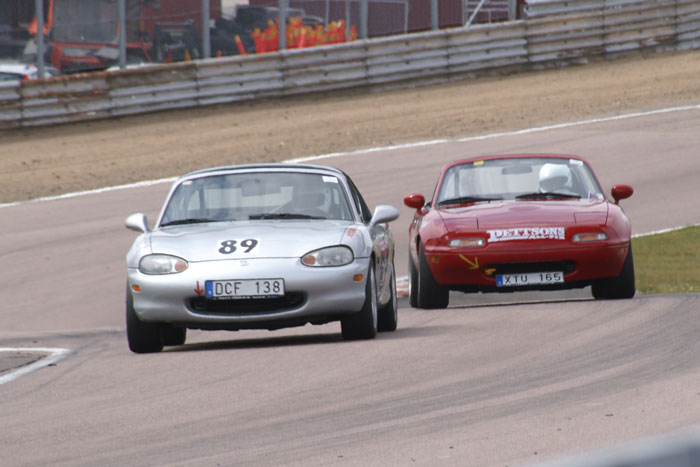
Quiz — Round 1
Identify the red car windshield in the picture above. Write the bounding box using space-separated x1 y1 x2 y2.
436 157 604 205
52 0 118 44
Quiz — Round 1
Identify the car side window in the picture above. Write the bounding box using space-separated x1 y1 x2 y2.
346 176 372 223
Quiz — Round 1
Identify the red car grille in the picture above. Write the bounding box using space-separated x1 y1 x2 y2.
485 260 577 275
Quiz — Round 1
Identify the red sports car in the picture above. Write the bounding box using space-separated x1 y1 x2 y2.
404 154 635 308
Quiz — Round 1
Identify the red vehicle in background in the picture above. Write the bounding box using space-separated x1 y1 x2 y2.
404 154 635 309
44 0 221 73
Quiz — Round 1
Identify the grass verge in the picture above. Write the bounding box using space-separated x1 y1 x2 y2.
634 225 700 294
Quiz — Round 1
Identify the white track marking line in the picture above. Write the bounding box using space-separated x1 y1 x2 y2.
287 103 700 163
0 348 73 385
0 178 177 209
632 224 700 237
2 103 699 211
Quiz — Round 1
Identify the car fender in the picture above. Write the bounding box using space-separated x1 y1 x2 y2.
605 203 632 244
370 222 395 300
126 233 152 269
343 224 371 259
417 209 449 251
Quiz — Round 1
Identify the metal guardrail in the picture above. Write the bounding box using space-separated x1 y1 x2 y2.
1 0 699 130
525 0 608 18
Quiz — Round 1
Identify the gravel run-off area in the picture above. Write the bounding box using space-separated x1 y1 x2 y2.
1 50 699 204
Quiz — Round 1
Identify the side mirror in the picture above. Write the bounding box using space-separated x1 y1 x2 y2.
403 193 425 210
370 205 400 226
611 184 633 204
125 213 150 233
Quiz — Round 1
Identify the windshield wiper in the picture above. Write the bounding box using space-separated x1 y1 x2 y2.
437 196 502 206
160 218 219 227
249 213 326 220
516 192 581 200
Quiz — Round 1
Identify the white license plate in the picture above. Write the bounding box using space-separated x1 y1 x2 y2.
496 271 564 287
205 279 285 299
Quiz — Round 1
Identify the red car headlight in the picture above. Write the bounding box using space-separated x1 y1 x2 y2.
448 238 485 247
572 232 608 242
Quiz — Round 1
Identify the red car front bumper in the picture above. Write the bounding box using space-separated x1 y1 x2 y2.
424 241 629 290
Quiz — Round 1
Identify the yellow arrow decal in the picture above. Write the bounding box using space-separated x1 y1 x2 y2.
459 254 479 270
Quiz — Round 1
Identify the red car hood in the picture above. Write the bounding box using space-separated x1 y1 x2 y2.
437 199 609 231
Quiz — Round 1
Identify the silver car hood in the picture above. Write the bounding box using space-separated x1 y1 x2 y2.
149 220 356 261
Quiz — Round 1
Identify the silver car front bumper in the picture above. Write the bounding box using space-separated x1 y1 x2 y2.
128 257 370 328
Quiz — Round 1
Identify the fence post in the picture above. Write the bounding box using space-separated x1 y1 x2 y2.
279 0 287 51
431 0 439 30
360 0 369 39
509 0 517 20
202 0 211 58
345 0 351 41
118 0 126 68
34 0 45 77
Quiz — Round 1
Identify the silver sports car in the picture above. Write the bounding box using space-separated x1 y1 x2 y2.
125 163 400 353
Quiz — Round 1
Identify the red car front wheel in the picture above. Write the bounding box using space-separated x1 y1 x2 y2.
592 245 636 299
416 243 449 309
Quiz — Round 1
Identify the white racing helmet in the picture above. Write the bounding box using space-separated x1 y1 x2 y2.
539 163 572 192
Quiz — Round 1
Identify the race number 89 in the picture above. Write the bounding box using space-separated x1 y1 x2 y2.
218 239 258 254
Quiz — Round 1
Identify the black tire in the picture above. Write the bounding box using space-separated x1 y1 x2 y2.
378 263 398 332
417 243 449 309
408 250 419 308
126 286 164 354
592 245 636 300
162 326 187 346
341 262 378 340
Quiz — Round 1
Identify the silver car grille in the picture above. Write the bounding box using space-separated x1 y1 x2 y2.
187 293 306 315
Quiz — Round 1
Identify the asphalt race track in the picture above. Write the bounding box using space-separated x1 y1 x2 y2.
1 107 700 466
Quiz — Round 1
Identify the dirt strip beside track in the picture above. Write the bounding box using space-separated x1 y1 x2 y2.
1 50 699 204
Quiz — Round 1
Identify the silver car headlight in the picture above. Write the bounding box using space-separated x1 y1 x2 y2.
139 254 189 275
301 246 354 267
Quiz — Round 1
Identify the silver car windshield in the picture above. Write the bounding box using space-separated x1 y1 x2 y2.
160 171 354 226
436 157 604 206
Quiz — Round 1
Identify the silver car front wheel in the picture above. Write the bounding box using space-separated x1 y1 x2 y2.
126 286 164 354
378 263 398 332
341 262 378 340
